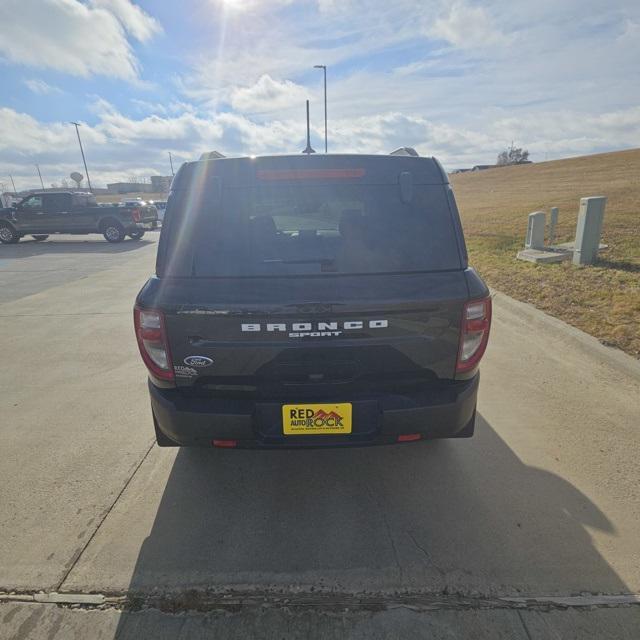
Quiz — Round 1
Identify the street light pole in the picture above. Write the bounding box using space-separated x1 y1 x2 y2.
70 122 93 192
169 151 175 176
313 65 327 153
35 164 44 190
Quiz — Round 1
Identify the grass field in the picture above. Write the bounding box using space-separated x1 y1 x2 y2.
451 148 640 357
94 192 166 204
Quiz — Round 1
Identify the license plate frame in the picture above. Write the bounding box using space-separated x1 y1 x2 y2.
282 403 352 436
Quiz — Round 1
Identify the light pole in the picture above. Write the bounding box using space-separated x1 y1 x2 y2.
9 174 17 193
35 164 44 190
313 64 327 153
169 151 175 176
70 122 93 192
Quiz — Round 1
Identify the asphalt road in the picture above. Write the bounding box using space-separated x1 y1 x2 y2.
1 234 639 638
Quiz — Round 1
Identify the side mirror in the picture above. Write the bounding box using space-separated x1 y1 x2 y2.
398 171 413 204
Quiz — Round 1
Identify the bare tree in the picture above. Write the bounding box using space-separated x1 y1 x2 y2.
497 143 530 166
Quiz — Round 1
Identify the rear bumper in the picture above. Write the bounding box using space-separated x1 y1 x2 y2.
129 221 157 231
149 375 479 448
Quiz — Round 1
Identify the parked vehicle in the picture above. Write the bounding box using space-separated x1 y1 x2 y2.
151 200 167 223
134 150 491 448
0 191 158 243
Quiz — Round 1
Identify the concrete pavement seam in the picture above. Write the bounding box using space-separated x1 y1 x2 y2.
517 610 535 640
54 439 157 593
2 591 640 613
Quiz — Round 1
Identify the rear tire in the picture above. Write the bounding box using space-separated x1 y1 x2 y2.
32 234 49 242
102 221 125 243
128 230 145 240
0 224 20 244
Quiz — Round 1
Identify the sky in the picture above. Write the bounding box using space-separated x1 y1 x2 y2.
0 0 639 190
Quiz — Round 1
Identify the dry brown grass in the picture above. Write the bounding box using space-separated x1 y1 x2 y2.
94 192 166 204
451 148 640 357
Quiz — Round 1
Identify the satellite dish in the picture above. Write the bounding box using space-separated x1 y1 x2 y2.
70 172 83 187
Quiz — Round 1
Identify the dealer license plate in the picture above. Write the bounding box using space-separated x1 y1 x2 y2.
282 403 352 435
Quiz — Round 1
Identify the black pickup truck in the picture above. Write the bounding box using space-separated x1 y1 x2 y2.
0 191 158 243
135 151 491 449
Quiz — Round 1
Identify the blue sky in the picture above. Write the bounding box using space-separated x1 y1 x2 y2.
0 0 639 190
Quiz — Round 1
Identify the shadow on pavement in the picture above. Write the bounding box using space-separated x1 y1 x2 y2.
112 413 628 637
0 236 156 259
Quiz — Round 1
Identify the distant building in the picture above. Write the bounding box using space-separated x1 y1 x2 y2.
150 175 172 192
107 182 154 194
107 177 172 194
472 164 495 172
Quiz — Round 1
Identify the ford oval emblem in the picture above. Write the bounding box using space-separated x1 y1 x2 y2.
184 356 213 368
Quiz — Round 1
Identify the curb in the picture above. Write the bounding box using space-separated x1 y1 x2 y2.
491 290 640 382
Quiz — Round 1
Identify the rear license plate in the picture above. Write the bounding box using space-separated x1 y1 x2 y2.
282 403 352 435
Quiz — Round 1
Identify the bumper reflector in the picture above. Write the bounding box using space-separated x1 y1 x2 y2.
212 439 238 448
397 433 421 442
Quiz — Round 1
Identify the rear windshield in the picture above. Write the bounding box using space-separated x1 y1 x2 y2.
165 183 461 277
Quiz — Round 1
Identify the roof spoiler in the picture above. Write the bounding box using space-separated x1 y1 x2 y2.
199 150 226 161
389 147 419 157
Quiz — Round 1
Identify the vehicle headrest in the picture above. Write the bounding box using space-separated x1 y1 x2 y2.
339 209 364 236
250 215 277 237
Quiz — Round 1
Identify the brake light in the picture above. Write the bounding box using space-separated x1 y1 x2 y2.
132 207 142 222
456 297 492 373
134 307 174 381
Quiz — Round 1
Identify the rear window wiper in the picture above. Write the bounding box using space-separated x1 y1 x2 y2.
262 258 335 265
262 257 338 272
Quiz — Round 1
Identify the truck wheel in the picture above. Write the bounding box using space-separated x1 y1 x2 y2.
0 224 20 244
32 235 49 242
102 221 126 243
128 230 145 240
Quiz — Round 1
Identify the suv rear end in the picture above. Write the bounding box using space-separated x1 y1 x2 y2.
134 152 490 448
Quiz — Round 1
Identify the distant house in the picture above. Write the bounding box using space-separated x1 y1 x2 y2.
472 164 495 172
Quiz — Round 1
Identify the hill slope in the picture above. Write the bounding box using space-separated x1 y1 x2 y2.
451 148 640 357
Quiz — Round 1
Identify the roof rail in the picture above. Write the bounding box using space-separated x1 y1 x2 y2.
199 150 226 161
389 147 419 157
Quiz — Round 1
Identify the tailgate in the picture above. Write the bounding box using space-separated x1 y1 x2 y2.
141 272 468 394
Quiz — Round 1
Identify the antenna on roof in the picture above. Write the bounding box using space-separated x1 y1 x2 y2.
302 100 316 155
390 147 419 157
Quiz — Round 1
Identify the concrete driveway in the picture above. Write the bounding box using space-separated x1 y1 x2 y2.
1 235 639 638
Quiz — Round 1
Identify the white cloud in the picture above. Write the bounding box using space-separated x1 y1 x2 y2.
0 0 161 81
229 75 309 114
428 1 508 49
92 0 161 42
22 79 63 95
2 99 640 191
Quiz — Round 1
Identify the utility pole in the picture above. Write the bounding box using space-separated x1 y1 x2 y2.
313 65 327 153
302 100 316 155
9 174 17 193
70 122 93 192
35 164 45 190
169 151 175 176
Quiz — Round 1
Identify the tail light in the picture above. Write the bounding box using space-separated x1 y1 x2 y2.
134 307 174 381
132 207 142 222
456 297 492 374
